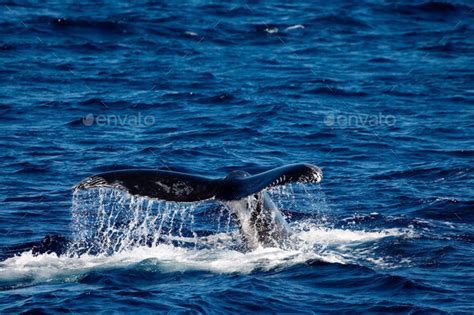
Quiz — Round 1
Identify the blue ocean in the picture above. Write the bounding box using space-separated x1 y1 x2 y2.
1 0 473 313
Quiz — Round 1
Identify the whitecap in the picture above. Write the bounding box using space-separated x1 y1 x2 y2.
285 24 304 31
265 27 278 34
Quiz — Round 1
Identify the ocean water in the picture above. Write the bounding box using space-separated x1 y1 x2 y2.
1 0 473 313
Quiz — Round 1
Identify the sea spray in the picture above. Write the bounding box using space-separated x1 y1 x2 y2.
69 184 332 256
0 183 413 292
69 188 205 255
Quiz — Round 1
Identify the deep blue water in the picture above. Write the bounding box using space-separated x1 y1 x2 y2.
1 0 474 313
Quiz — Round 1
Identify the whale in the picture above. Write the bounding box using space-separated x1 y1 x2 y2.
74 163 323 249
0 164 323 258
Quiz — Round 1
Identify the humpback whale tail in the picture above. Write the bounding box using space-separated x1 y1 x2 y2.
74 163 323 249
73 163 322 202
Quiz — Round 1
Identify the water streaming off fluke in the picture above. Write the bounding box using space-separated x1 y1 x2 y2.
68 184 328 256
70 188 239 255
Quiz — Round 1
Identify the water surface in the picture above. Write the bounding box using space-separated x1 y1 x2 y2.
1 0 473 313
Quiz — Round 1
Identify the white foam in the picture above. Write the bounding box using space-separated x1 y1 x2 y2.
184 31 198 36
285 24 305 31
296 226 407 244
265 27 278 34
0 225 414 287
0 188 416 286
0 244 305 285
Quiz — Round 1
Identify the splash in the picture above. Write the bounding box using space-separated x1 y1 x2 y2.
68 185 323 256
0 224 413 290
69 188 236 255
0 184 416 289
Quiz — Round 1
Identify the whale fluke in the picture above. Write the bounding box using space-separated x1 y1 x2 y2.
74 169 220 202
73 163 322 202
